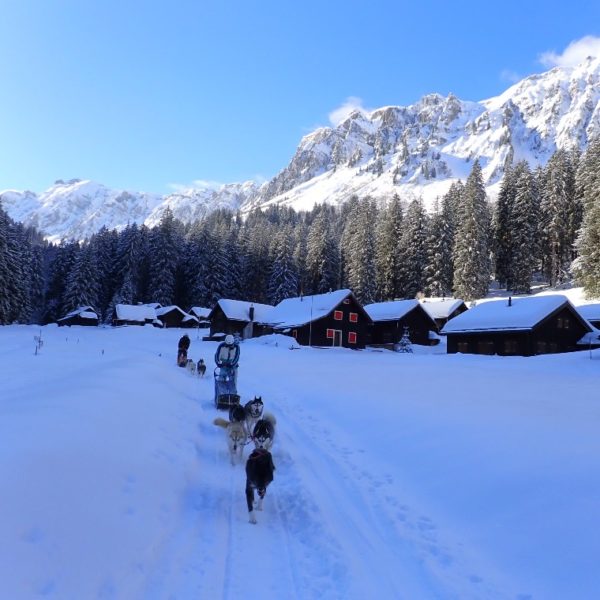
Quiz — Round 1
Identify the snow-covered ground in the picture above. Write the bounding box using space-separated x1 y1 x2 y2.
1 324 599 599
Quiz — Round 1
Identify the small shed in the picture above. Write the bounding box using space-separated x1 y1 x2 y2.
57 306 99 327
574 304 600 329
189 306 211 329
419 298 468 331
268 289 372 348
364 299 438 346
113 304 160 327
156 305 197 328
441 295 592 356
208 299 274 339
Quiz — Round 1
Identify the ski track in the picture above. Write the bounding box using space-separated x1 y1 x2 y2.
138 357 512 599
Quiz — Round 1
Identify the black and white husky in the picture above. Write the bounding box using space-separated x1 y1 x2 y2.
244 396 264 433
252 412 276 451
245 448 275 524
213 417 248 465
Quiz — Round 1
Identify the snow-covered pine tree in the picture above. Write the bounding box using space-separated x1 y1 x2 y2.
539 149 579 285
147 208 182 306
90 226 119 321
267 226 299 305
42 241 80 323
305 208 339 294
395 326 413 353
510 161 539 294
424 191 455 297
0 205 21 324
399 197 429 299
492 165 516 288
375 194 403 300
62 242 100 313
341 197 378 304
573 139 600 298
452 160 491 301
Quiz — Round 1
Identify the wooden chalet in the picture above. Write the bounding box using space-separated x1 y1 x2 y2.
441 295 592 356
574 303 600 329
208 299 274 339
267 289 372 348
364 299 438 346
419 298 468 331
156 305 198 328
57 306 99 327
112 303 161 327
189 306 211 329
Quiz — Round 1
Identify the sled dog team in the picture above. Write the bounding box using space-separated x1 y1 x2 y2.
213 396 277 525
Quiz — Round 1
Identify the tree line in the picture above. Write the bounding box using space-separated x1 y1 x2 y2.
1 141 600 325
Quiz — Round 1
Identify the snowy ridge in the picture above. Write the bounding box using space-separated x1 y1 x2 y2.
1 57 600 240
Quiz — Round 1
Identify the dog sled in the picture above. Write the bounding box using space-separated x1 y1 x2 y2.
214 335 241 410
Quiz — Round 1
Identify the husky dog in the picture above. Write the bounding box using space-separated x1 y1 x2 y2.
245 448 275 524
197 358 206 377
229 403 246 424
252 412 276 451
213 417 248 465
244 396 264 434
186 359 196 375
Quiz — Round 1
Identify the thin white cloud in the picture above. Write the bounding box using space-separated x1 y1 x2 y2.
539 35 600 68
500 69 521 84
167 179 224 192
328 96 371 127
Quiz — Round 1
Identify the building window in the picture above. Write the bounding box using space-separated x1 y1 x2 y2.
292 329 297 338
503 339 519 355
457 341 469 353
333 310 343 321
477 340 495 355
349 312 358 323
326 328 334 339
348 332 357 344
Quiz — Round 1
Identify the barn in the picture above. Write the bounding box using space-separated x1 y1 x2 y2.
268 289 372 348
441 295 592 356
189 306 211 329
156 305 198 328
364 299 438 346
57 306 99 327
112 304 161 327
208 300 274 339
419 298 468 331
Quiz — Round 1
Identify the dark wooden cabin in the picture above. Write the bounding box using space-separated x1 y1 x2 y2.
189 306 211 329
574 304 600 329
364 299 438 346
208 300 274 339
441 295 591 356
268 289 372 348
156 305 197 328
57 306 99 327
419 298 468 331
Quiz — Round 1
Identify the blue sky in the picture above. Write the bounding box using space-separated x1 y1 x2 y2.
0 0 599 195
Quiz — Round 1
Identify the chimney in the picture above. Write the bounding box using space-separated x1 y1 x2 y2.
249 305 255 321
508 296 512 307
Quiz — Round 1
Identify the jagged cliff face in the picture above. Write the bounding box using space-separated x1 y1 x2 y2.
2 57 599 240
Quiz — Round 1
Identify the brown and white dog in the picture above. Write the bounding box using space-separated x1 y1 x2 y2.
245 447 275 524
213 417 248 465
244 396 264 434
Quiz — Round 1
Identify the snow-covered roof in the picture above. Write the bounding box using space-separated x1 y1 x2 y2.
155 305 186 317
419 298 466 320
574 303 600 321
58 306 98 321
182 314 199 323
364 299 420 322
441 295 585 333
267 289 353 327
216 299 274 323
577 324 600 346
189 306 211 319
115 304 157 322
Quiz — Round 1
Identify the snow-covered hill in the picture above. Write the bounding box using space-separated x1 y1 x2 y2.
2 57 599 240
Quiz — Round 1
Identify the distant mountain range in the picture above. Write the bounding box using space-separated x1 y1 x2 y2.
2 57 599 241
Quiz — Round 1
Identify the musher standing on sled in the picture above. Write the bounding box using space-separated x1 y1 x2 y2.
215 334 240 384
177 334 190 367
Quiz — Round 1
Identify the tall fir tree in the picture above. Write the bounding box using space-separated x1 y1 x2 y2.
453 161 491 301
375 195 404 300
424 190 455 297
267 227 299 304
492 165 516 288
399 198 429 298
305 208 339 294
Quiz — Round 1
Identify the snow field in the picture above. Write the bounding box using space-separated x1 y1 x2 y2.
1 325 600 599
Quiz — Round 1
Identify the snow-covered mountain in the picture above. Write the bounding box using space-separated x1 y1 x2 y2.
2 57 600 240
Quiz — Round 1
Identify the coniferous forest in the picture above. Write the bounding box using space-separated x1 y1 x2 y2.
1 141 600 326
